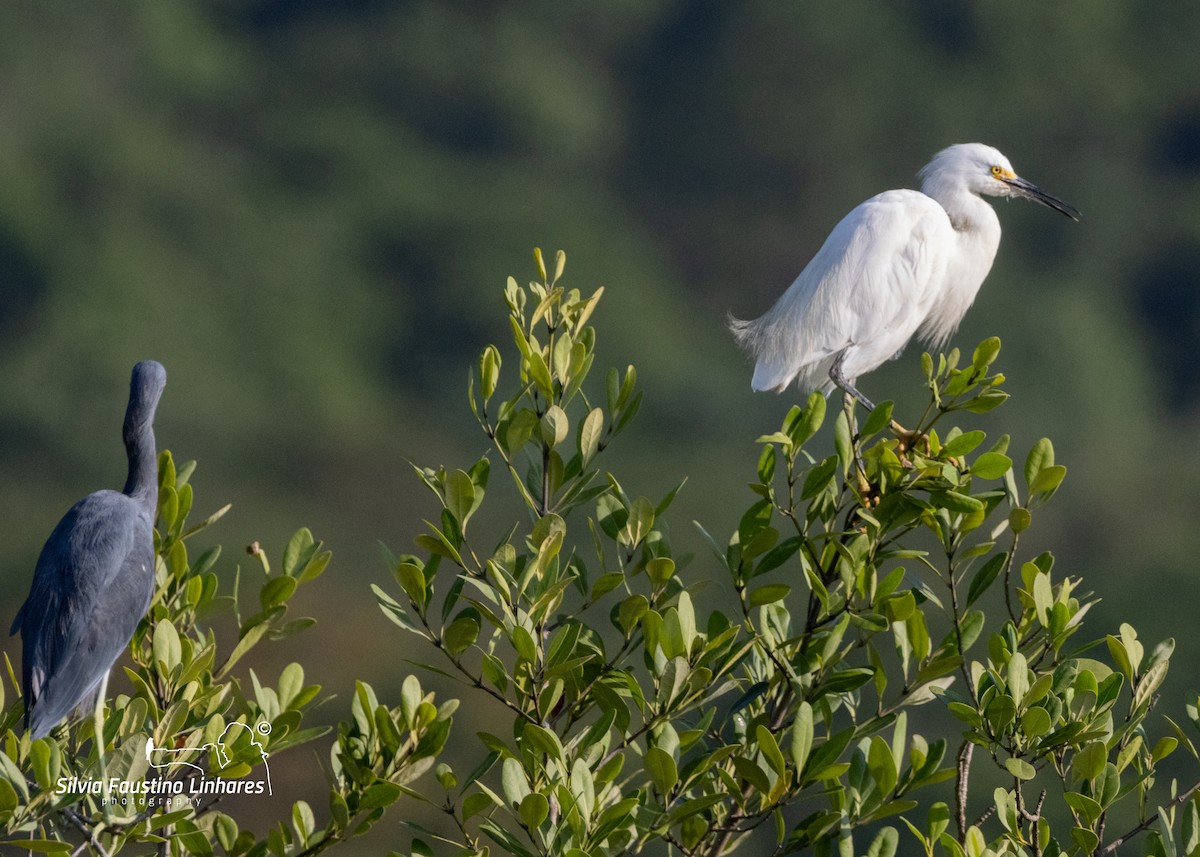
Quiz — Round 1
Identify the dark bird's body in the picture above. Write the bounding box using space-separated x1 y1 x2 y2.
10 360 166 739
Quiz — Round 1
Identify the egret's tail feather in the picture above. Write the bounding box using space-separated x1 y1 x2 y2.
729 313 787 391
729 311 828 394
726 312 755 349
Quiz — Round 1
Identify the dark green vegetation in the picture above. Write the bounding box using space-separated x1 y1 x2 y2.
5 256 1200 856
2 3 1200 854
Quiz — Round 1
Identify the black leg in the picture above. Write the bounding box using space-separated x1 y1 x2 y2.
829 350 876 412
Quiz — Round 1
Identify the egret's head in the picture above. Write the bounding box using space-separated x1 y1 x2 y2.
920 143 1079 220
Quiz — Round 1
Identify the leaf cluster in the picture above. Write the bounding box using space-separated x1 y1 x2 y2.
0 454 449 856
378 254 1200 857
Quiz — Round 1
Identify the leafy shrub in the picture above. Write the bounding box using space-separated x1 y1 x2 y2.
5 249 1199 857
376 251 1200 857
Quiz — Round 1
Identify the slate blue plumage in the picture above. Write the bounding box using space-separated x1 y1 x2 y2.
10 360 166 738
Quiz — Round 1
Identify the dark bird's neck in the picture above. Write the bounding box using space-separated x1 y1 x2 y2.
122 398 159 512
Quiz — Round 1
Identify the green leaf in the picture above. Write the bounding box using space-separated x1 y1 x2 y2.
580 407 604 466
278 662 305 709
519 792 549 830
1032 571 1053 627
1152 736 1178 763
869 736 898 796
393 561 428 610
1071 827 1100 855
1020 707 1052 738
480 344 501 401
501 757 530 807
970 452 1012 480
29 740 53 790
541 405 569 447
511 625 538 664
1071 741 1107 782
520 723 563 760
446 469 480 529
503 408 539 454
786 393 826 447
972 337 1001 369
623 496 654 547
959 389 1009 413
1024 438 1054 488
790 701 814 775
646 746 678 794
646 557 676 587
748 583 791 607
399 675 422 729
153 619 182 675
1007 652 1029 705
1107 634 1134 679
1004 757 1036 780
260 575 298 610
1065 792 1103 824
0 841 72 853
931 490 984 514
359 780 403 810
861 401 895 438
283 528 316 577
444 612 481 655
569 758 596 822
942 430 986 458
526 347 554 397
617 595 648 635
416 523 464 566
947 702 983 729
1134 660 1170 712
463 791 496 819
756 443 777 482
757 725 787 777
1029 464 1067 495
965 554 1005 608
866 827 899 857
820 667 875 694
591 571 625 600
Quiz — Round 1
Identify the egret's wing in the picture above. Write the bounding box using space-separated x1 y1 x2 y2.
731 190 950 392
16 491 154 736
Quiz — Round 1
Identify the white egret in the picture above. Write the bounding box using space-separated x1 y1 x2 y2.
730 143 1078 411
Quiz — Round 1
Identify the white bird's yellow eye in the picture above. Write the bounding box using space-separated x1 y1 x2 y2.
990 165 1004 177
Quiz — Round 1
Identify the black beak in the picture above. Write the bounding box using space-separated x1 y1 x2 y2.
1002 176 1081 220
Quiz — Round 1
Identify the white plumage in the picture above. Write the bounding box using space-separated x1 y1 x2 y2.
730 143 1077 407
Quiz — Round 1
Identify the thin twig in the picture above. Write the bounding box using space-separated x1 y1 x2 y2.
1101 779 1200 854
956 740 974 839
61 806 111 857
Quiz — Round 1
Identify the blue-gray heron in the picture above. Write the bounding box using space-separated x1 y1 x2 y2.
10 360 166 739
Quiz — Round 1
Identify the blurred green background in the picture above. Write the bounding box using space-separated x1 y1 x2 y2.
3 1 1199 851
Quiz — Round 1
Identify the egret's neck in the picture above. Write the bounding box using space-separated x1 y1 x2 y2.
923 182 1001 242
122 407 158 513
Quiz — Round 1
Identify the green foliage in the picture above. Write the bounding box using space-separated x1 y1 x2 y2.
8 249 1200 856
378 252 1200 857
0 455 450 855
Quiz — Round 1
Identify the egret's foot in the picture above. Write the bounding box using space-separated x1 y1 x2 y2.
890 422 930 468
854 472 880 509
851 461 869 493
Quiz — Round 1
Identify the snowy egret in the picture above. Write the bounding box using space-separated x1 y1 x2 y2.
10 360 166 739
730 143 1078 410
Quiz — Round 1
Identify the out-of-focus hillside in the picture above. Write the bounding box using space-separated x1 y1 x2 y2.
2 3 1199 852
